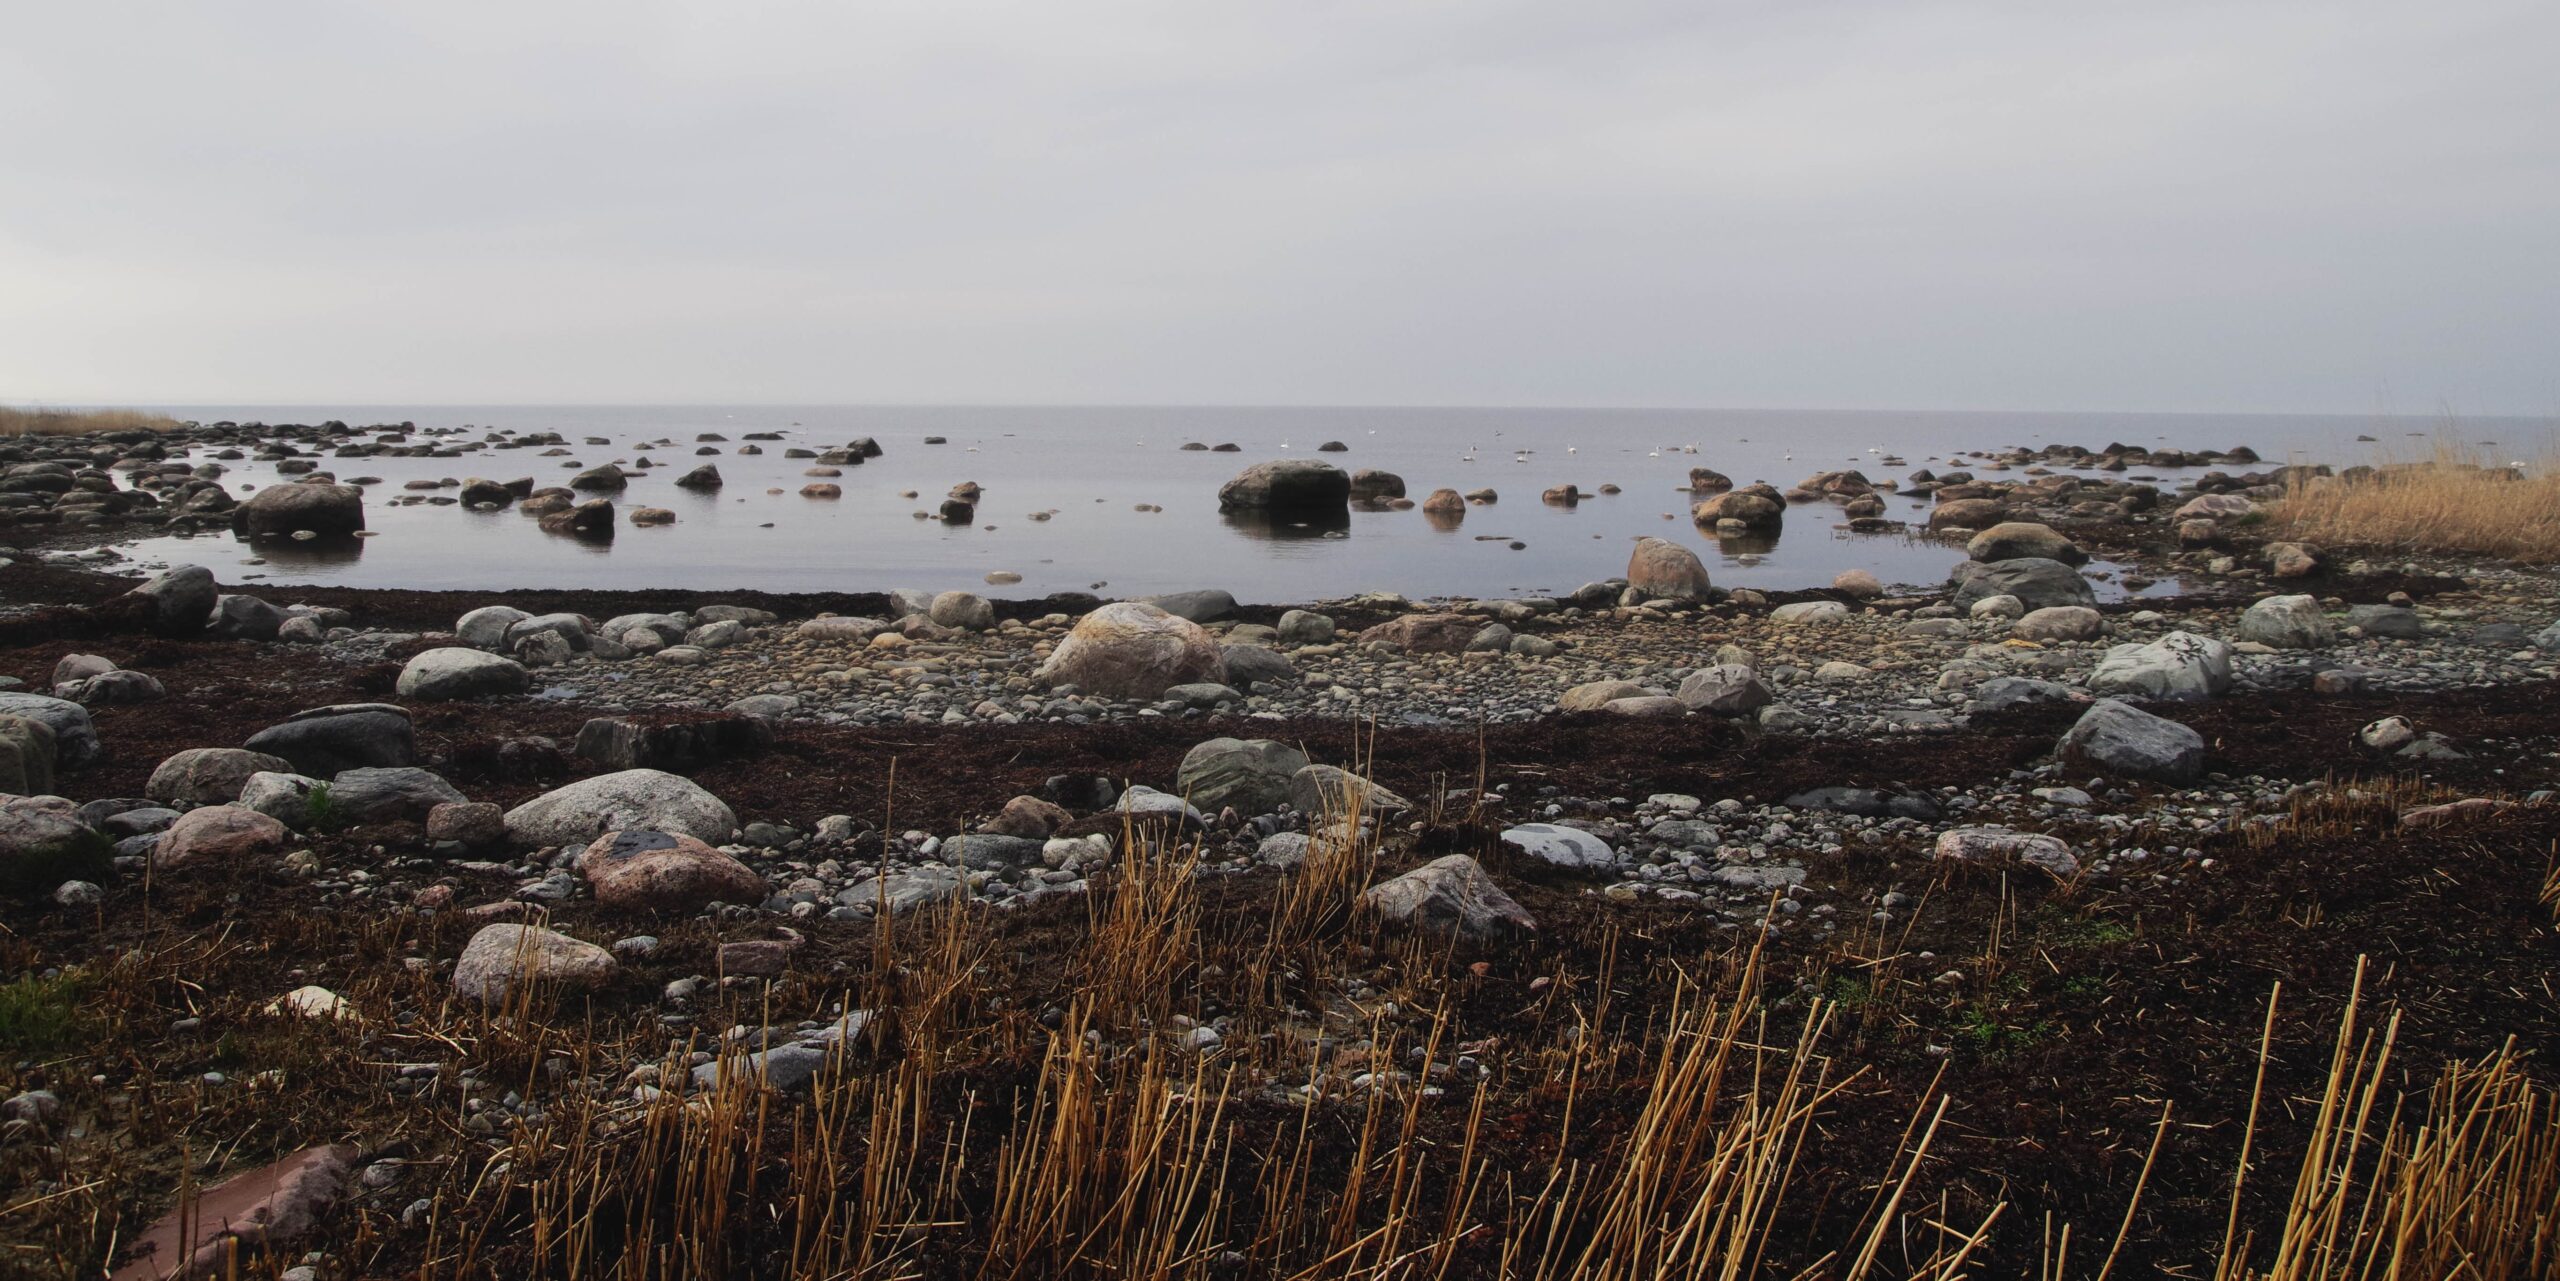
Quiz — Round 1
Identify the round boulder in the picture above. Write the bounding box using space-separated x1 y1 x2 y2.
451 923 618 1003
2237 594 2334 649
146 748 297 806
396 649 531 701
1949 558 2097 611
1177 738 1311 816
1216 460 1350 512
1035 603 1225 700
1625 537 1710 600
154 805 289 870
234 482 364 538
503 769 739 846
1966 522 2085 565
577 830 767 913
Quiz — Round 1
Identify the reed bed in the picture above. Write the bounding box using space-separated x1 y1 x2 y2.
0 406 181 436
2270 437 2560 562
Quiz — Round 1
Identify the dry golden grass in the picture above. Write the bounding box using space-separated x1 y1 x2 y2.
2270 437 2560 562
0 406 181 436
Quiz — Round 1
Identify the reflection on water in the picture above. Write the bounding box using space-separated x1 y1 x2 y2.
1423 507 1465 533
1219 508 1352 540
232 533 367 569
1710 528 1781 559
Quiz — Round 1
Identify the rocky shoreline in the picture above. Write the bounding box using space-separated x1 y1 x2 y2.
5 429 2558 1278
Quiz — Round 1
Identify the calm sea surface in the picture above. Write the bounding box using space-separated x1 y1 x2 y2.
100 405 2553 603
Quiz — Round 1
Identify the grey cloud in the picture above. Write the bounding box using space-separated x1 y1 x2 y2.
2 0 2553 412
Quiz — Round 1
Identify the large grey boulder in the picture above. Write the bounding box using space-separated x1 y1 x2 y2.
1502 823 1616 870
0 803 115 895
940 832 1047 870
146 747 296 805
2088 631 2233 703
2346 604 2426 639
1176 738 1310 816
503 769 739 847
1675 664 1774 716
1275 610 1335 644
1949 557 2097 611
2237 594 2334 649
1965 677 2086 713
397 648 531 701
0 694 99 769
1218 644 1298 690
1934 828 2079 877
1216 460 1350 512
2058 699 2206 782
0 716 55 796
600 612 692 645
55 670 164 706
325 767 468 824
237 771 325 826
2011 606 2104 643
1560 679 1651 712
795 616 892 644
455 605 533 650
234 481 364 537
123 565 219 634
842 866 966 915
207 594 288 641
928 591 994 631
505 613 591 652
244 704 417 775
1362 855 1537 940
2535 618 2560 650
1035 603 1225 700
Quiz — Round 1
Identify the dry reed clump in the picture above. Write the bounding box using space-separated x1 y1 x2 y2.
2270 437 2560 562
0 406 181 436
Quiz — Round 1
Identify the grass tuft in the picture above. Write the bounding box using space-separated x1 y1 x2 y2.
0 970 90 1052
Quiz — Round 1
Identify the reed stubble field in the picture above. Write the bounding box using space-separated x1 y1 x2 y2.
4 707 2555 1280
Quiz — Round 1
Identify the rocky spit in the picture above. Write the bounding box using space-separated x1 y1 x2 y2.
5 436 2559 1276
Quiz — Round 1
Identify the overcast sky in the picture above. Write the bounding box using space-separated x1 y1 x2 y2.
3 1 2554 413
